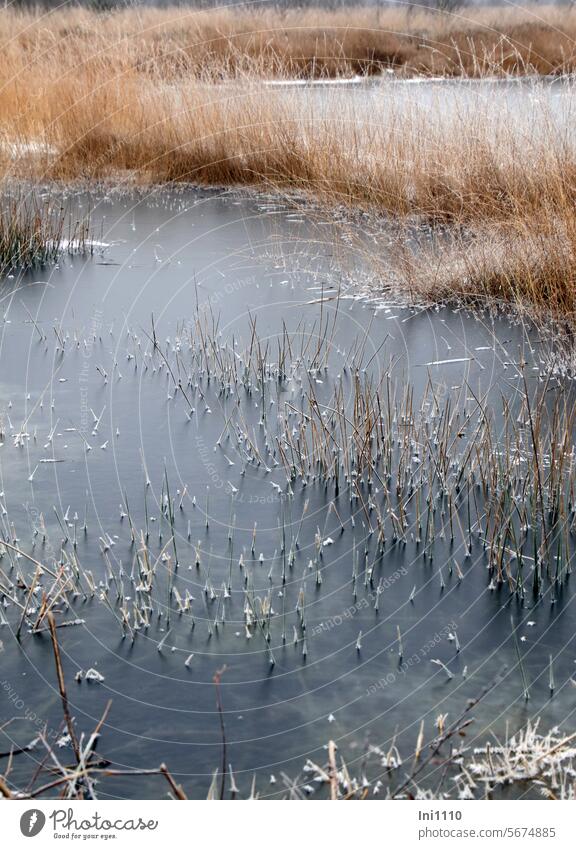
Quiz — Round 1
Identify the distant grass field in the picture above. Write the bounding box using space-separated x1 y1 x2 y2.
2 4 576 80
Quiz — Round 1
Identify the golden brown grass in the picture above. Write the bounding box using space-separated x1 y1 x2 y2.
2 5 576 317
2 72 569 219
397 213 576 317
2 4 576 80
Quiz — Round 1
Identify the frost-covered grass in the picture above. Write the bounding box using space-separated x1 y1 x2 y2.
288 722 576 800
0 194 90 273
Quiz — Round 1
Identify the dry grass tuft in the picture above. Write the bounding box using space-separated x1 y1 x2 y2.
0 193 90 272
397 213 576 318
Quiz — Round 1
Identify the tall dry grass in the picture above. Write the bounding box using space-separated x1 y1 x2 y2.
2 71 571 217
2 5 576 316
397 213 576 317
0 192 91 272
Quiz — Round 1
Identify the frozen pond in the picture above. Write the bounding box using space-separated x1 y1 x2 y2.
245 74 576 134
1 187 575 799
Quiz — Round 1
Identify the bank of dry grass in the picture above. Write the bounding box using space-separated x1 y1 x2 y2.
396 215 576 317
2 75 569 219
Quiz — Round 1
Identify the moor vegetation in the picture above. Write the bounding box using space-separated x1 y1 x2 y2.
1 5 576 315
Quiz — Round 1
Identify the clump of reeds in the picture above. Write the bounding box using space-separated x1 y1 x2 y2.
0 194 91 273
6 307 576 658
